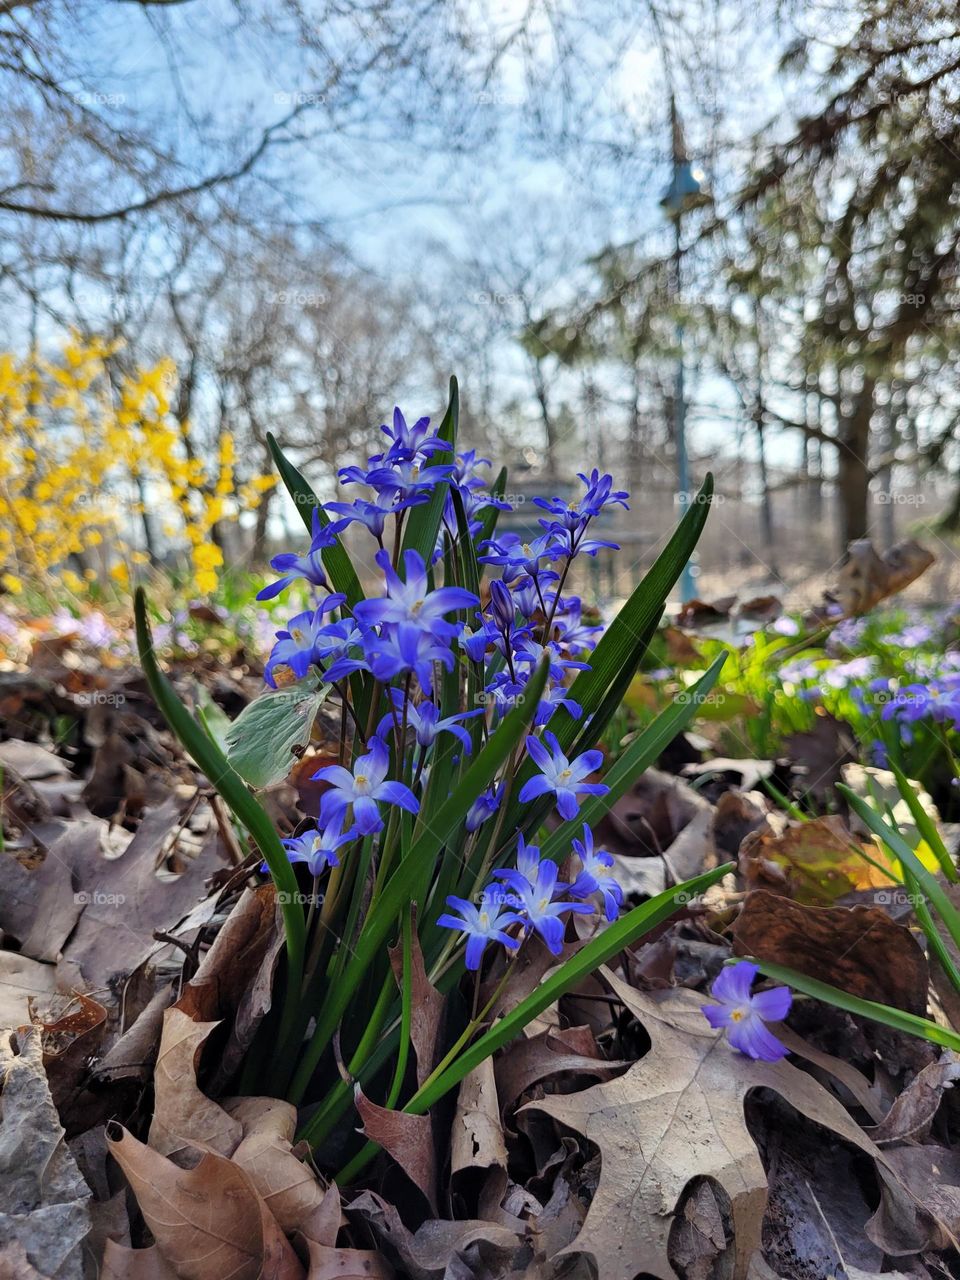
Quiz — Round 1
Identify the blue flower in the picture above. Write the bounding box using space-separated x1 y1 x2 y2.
495 858 593 955
466 782 504 832
377 691 483 753
453 448 493 489
493 832 542 888
479 532 564 582
533 471 628 528
437 891 523 970
701 961 791 1061
459 621 496 663
353 549 479 638
312 618 372 683
264 600 345 687
550 598 604 653
313 736 419 835
568 824 622 921
363 622 455 694
256 508 343 601
531 682 583 727
281 817 357 876
374 407 451 462
325 494 427 543
342 458 455 502
518 731 608 820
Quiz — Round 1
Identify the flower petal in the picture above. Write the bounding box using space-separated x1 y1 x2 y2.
750 986 792 1023
727 1012 789 1061
711 960 758 1006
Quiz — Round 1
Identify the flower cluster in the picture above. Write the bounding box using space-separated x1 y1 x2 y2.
437 826 622 968
258 405 627 971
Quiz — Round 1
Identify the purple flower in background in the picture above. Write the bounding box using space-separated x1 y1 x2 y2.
531 681 583 727
568 824 623 921
453 448 493 490
883 623 933 648
281 817 357 876
437 891 523 970
496 858 593 955
354 549 478 637
771 616 799 637
257 508 342 601
823 656 874 689
312 618 372 683
459 621 496 663
702 961 792 1061
870 739 889 767
313 736 418 834
493 833 542 889
466 782 505 832
884 680 960 731
519 731 608 820
778 659 818 684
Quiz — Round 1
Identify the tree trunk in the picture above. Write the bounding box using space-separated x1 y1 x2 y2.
837 378 875 547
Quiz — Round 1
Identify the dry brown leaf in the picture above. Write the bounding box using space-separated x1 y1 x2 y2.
775 1025 885 1123
526 968 911 1280
173 885 283 1094
226 1096 329 1236
387 915 444 1088
738 816 885 903
732 889 929 1014
101 1240 180 1279
353 1086 436 1214
451 1057 507 1181
304 1238 393 1279
107 1127 305 1280
494 1024 626 1116
348 1190 526 1280
147 1009 243 1161
825 538 935 616
866 1053 960 1145
0 952 57 1031
868 1144 960 1256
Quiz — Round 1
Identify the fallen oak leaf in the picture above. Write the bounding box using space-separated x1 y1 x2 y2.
304 1238 393 1279
101 1239 179 1278
451 1057 507 1185
107 1126 305 1280
173 885 285 1096
226 1096 330 1237
353 1085 437 1215
494 1024 629 1117
147 1008 242 1162
865 1052 960 1145
525 967 919 1280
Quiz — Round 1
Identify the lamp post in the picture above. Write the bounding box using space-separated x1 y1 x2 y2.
660 95 712 602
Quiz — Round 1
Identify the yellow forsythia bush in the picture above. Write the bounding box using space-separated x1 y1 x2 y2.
0 335 275 596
